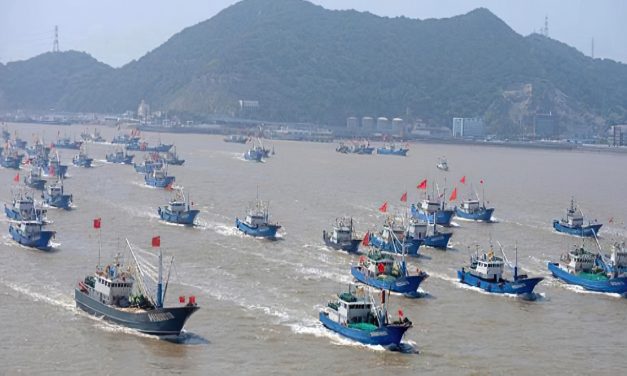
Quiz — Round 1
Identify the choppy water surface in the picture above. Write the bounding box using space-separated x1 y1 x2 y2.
1 123 626 375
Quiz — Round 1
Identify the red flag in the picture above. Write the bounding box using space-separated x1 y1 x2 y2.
151 236 161 247
480 179 484 184
400 192 407 202
13 173 19 183
362 231 370 246
449 187 458 201
609 217 614 224
398 309 404 318
460 176 466 184
417 179 427 190
93 218 101 229
378 201 388 213
165 183 174 191
49 165 55 176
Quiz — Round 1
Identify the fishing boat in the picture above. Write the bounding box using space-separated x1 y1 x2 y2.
75 239 199 335
352 142 375 155
351 247 428 297
235 197 281 238
127 141 173 153
4 190 47 221
458 243 543 297
24 168 46 191
1 153 22 169
72 147 93 168
455 182 495 222
547 243 627 295
42 180 73 209
243 147 264 162
336 143 350 154
158 188 199 225
436 157 449 171
9 220 55 250
162 147 185 166
319 284 412 347
144 168 175 188
1 127 9 141
368 217 422 257
552 198 602 237
81 128 105 143
405 218 452 249
411 196 455 226
12 138 28 150
133 153 163 174
376 144 408 156
54 137 82 150
322 217 361 253
111 133 141 145
106 149 134 164
43 155 68 178
224 135 248 143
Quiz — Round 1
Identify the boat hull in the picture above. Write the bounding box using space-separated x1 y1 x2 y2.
420 232 452 249
547 262 627 294
552 220 602 237
158 207 199 225
412 207 455 226
25 179 46 190
244 150 263 161
455 207 495 221
43 193 72 209
319 311 410 346
351 266 427 295
9 225 54 250
368 234 421 256
72 158 93 168
144 175 175 188
376 148 408 156
4 206 46 221
106 155 134 164
235 218 280 238
457 269 543 295
322 232 360 253
74 289 198 335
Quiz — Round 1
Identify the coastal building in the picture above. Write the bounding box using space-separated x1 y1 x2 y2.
608 125 627 146
361 116 375 131
452 117 484 138
346 117 359 129
376 117 390 131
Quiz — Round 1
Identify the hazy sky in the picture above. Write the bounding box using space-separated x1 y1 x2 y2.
1 0 625 67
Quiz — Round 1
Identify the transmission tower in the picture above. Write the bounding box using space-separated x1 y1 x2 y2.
543 16 549 37
53 25 59 52
591 38 595 59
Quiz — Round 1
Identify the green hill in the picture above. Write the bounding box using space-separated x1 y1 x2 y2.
1 0 626 136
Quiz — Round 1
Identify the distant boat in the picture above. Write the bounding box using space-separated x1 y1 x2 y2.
144 168 175 188
24 168 46 191
133 153 163 174
75 239 199 335
106 149 134 164
351 247 428 297
224 135 249 144
43 155 68 178
81 128 105 143
335 143 350 154
1 152 23 169
322 217 361 253
458 243 543 297
9 220 55 250
4 190 47 221
235 196 281 239
72 147 93 168
368 218 422 257
1 127 9 141
319 284 412 347
244 147 264 162
405 218 452 249
548 243 627 295
376 144 408 156
455 183 495 222
42 180 73 209
162 147 185 166
158 187 199 225
552 198 602 237
126 141 173 153
436 157 449 171
54 137 82 150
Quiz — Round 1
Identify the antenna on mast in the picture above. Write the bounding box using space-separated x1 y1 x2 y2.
53 25 60 53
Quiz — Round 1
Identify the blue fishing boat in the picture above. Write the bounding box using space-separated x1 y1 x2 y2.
75 239 199 335
24 168 46 191
411 197 455 226
54 137 82 150
81 128 106 143
405 218 452 249
12 138 28 150
235 197 281 238
458 244 543 297
336 143 351 154
144 168 175 188
244 147 264 162
9 220 55 250
72 147 93 168
158 188 199 225
1 153 22 169
351 247 428 297
133 153 163 173
43 155 68 178
352 143 375 155
548 244 627 295
162 147 185 166
322 217 361 253
4 191 47 221
106 149 134 164
368 218 422 257
224 135 248 143
127 141 173 153
319 284 412 347
455 199 495 222
111 132 141 145
552 198 602 237
42 180 73 209
376 144 408 156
